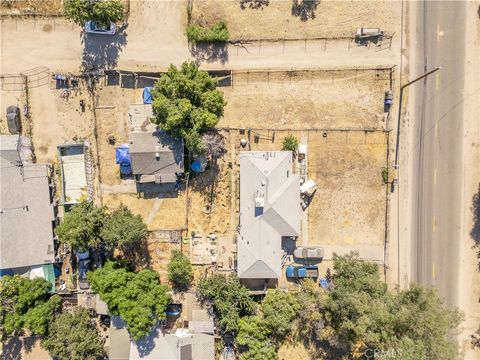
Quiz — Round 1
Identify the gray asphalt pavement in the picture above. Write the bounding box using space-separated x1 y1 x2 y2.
410 1 468 305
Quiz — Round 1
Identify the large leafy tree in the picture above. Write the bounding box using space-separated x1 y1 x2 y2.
197 274 256 333
152 62 226 153
64 0 124 26
101 206 148 250
262 289 299 339
322 252 463 359
55 201 106 250
88 261 171 340
41 307 104 360
236 316 276 360
0 275 61 338
167 249 193 289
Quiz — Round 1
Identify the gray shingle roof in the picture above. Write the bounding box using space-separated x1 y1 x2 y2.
0 136 55 269
238 151 300 279
129 130 184 183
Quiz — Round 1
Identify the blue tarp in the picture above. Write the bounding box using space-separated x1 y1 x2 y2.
191 160 202 173
115 144 132 175
143 87 153 104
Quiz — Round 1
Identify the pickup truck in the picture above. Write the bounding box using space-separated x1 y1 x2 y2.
286 265 319 279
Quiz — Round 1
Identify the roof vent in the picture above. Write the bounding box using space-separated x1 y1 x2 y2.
255 197 264 208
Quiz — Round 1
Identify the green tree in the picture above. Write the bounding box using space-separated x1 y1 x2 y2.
322 252 463 359
262 289 299 339
167 249 193 289
41 307 104 360
88 261 171 340
186 21 229 42
64 0 124 26
92 0 124 26
197 274 256 333
236 316 276 360
63 0 93 25
55 201 106 250
282 134 299 152
0 275 61 338
101 206 148 250
152 62 226 153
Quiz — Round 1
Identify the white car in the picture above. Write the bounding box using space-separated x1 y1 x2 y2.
84 21 116 35
293 246 324 260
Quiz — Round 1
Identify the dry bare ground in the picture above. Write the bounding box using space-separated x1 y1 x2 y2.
190 0 401 40
220 69 391 130
307 130 387 247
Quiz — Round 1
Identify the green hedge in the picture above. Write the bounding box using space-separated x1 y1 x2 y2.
186 21 229 43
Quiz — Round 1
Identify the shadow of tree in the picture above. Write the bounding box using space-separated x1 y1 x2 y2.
82 23 128 70
471 184 480 268
291 0 319 21
1 337 22 360
190 42 229 65
120 237 151 271
239 0 269 10
135 326 158 357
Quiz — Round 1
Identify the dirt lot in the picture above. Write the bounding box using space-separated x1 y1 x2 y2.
220 69 391 130
190 0 401 40
28 78 94 163
0 0 62 15
307 130 387 247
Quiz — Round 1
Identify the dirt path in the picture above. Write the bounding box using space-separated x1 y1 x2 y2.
1 1 399 74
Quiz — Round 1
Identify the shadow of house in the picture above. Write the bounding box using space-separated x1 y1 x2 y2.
82 23 128 70
191 42 229 66
291 0 319 21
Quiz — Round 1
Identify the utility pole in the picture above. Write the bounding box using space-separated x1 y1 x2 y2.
393 67 440 170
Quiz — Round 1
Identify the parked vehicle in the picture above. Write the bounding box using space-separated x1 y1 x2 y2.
78 259 90 290
286 265 319 279
84 21 116 35
165 304 182 317
293 246 324 260
6 106 20 134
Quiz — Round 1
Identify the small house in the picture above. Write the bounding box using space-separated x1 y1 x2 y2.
129 130 184 184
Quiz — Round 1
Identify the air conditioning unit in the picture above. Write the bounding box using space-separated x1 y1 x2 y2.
255 197 265 208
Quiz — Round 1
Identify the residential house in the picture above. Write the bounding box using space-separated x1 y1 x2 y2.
237 151 301 289
0 135 56 276
129 130 184 184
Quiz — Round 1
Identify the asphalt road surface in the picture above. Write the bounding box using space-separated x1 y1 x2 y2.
410 1 467 305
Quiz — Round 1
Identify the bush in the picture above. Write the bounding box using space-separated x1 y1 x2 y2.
186 21 229 43
167 250 193 289
282 135 299 152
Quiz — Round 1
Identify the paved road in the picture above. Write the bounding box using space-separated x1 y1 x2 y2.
410 1 467 304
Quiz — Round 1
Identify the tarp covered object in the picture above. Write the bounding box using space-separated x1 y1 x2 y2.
143 87 153 104
115 145 131 165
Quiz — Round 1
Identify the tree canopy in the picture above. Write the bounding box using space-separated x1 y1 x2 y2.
56 202 147 251
55 201 106 250
64 0 124 26
197 274 256 333
88 261 171 340
236 316 276 360
152 62 226 153
261 289 299 339
320 252 463 359
41 307 104 360
100 205 148 250
167 249 193 289
0 275 61 338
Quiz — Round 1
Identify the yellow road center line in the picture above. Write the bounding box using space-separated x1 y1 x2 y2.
433 169 437 185
437 25 444 42
434 122 439 138
433 216 437 232
435 72 440 90
432 262 436 279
